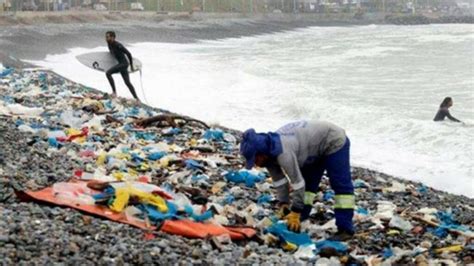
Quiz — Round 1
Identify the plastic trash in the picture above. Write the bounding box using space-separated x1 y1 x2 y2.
147 151 167 161
224 170 265 188
53 182 96 205
0 67 14 78
374 201 397 220
18 124 36 133
354 179 370 188
389 216 413 231
60 110 84 128
294 244 317 261
257 194 272 205
265 222 312 247
203 129 224 141
315 240 348 254
185 159 205 171
323 190 335 201
7 104 44 116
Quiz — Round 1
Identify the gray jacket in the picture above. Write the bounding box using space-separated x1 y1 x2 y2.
266 121 346 212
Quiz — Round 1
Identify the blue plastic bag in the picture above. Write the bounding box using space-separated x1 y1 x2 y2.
184 205 214 222
186 160 205 171
323 190 335 201
203 129 224 141
147 151 167 161
224 170 265 188
266 222 312 247
257 194 272 205
0 68 14 78
315 240 348 254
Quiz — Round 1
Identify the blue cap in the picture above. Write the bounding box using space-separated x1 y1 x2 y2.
240 129 259 169
240 129 283 170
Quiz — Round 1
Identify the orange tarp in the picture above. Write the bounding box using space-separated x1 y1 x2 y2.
22 185 256 240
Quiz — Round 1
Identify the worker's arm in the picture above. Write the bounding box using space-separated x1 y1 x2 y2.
266 162 290 204
277 152 305 212
118 43 134 68
446 110 461 123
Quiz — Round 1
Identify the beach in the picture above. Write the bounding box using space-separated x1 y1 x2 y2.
1 14 473 264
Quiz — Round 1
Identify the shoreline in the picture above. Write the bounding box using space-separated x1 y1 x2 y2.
0 12 473 62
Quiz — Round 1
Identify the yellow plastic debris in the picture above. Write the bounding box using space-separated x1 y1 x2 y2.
387 230 401 235
109 187 168 213
138 162 150 171
65 128 86 143
112 172 125 181
435 245 463 254
128 168 138 177
160 157 170 168
96 152 107 166
115 152 131 160
282 242 298 252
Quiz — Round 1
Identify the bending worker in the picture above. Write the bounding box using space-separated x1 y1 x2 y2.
105 31 139 101
240 120 355 240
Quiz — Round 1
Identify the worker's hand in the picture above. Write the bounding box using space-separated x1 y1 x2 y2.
276 203 290 219
285 211 301 232
130 65 135 72
111 92 117 98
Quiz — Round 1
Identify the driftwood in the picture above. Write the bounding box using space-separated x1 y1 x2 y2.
135 114 209 129
105 115 123 125
411 214 473 239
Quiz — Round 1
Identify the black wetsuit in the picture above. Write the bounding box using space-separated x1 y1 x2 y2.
433 107 461 122
106 41 139 100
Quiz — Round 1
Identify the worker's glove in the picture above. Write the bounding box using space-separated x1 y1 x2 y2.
285 211 301 232
130 64 135 72
276 203 290 219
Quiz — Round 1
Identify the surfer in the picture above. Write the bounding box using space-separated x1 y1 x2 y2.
105 31 139 101
433 97 461 123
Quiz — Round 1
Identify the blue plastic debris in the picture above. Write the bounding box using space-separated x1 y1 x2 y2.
134 132 156 141
266 222 313 247
356 207 369 216
0 68 14 78
126 107 140 116
3 95 14 104
417 185 428 193
430 210 470 238
354 179 369 188
48 137 60 149
224 170 265 188
257 194 272 205
315 240 348 254
147 151 167 161
131 153 145 163
191 174 209 183
186 159 205 171
323 190 335 201
141 202 180 222
163 128 182 135
203 129 224 141
184 205 214 222
382 248 393 259
104 100 114 110
223 194 235 205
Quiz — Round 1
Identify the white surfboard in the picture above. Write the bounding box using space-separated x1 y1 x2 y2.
76 51 142 73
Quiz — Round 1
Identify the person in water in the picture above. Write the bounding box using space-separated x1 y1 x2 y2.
105 31 139 101
434 97 461 122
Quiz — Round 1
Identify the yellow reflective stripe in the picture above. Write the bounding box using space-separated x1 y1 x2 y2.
334 195 355 209
304 192 317 205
